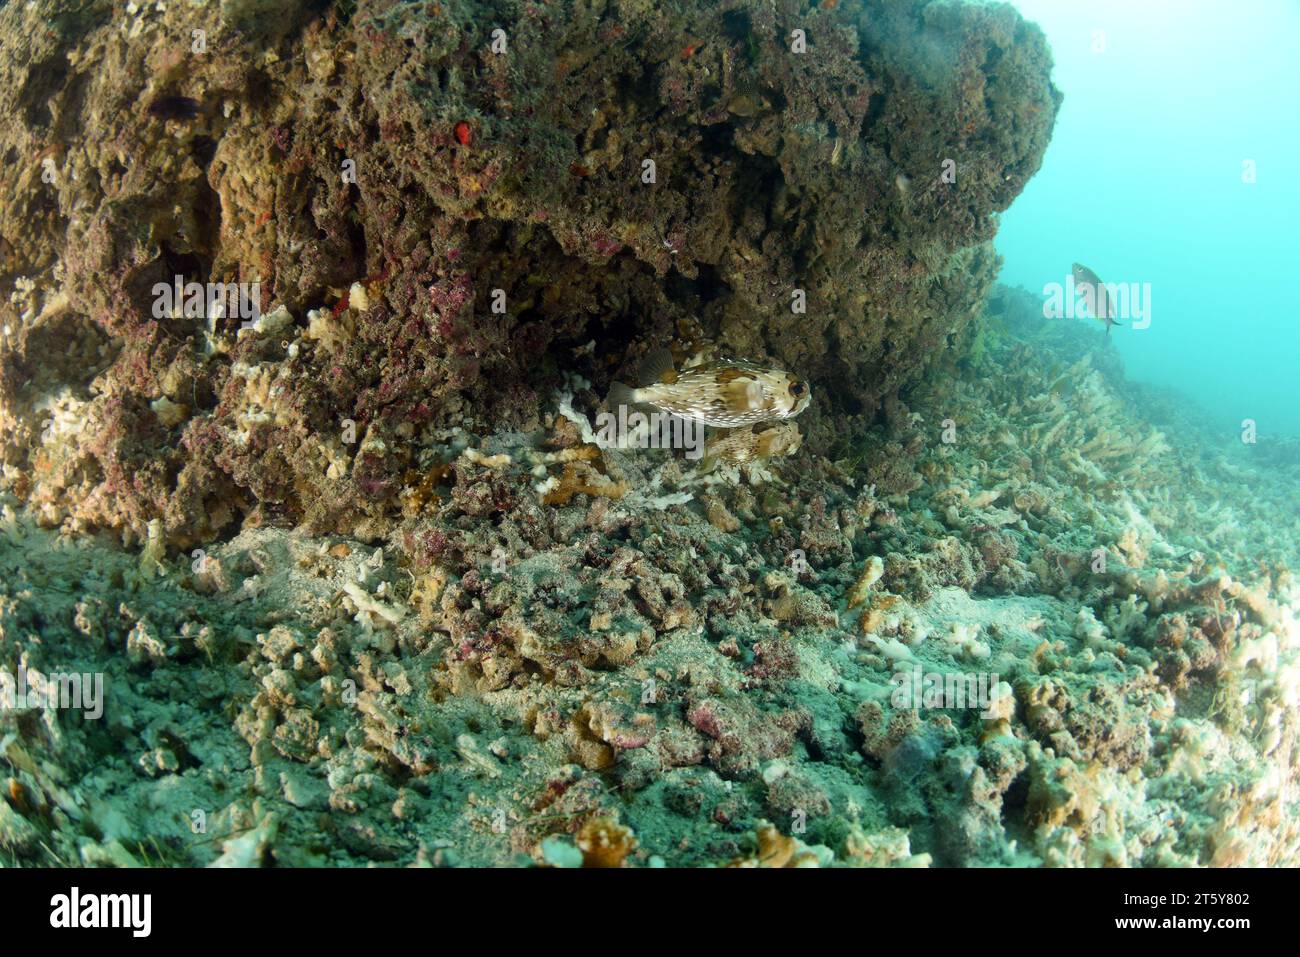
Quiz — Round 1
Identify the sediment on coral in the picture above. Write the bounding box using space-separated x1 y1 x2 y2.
3 0 1294 874
2 283 1296 867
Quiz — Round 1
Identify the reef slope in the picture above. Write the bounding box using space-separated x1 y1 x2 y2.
2 289 1296 867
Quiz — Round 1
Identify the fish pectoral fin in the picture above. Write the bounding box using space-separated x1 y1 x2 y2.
638 347 677 386
722 377 763 411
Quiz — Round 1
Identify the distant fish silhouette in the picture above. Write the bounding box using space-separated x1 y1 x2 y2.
1072 263 1123 335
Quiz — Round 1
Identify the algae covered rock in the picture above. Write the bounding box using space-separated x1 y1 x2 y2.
0 0 1058 544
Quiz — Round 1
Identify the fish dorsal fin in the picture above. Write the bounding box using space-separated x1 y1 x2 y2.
639 347 677 385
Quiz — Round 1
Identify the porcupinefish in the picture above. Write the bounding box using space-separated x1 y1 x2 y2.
607 348 811 428
703 422 803 469
1072 263 1123 334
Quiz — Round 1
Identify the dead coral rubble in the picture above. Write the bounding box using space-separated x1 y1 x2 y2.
5 0 1295 873
2 290 1297 867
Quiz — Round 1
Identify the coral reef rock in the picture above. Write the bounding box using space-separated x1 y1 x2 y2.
0 0 1058 546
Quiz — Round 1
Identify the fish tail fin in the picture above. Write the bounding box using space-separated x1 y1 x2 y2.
638 347 677 385
607 381 639 412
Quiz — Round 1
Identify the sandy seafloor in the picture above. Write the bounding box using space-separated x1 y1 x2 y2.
1 287 1297 868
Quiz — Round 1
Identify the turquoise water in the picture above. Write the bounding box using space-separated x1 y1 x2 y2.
998 0 1300 438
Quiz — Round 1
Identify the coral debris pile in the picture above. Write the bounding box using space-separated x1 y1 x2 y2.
2 288 1296 867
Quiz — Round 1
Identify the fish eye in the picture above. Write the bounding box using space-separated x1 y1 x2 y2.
789 381 805 397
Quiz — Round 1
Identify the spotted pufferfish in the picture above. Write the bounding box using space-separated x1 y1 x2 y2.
703 422 803 470
607 348 811 428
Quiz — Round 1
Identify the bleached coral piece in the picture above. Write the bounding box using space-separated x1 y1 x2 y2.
945 622 990 661
342 581 408 629
1073 607 1108 647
